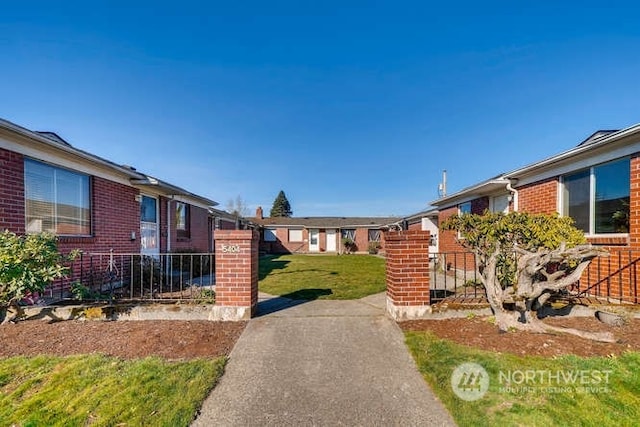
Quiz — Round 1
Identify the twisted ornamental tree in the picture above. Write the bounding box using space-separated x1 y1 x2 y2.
0 231 75 323
442 212 614 342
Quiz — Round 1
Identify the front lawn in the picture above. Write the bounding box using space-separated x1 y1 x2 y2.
259 254 386 299
0 354 225 426
405 331 640 427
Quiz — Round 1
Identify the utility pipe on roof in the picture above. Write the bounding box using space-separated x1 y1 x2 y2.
506 180 519 212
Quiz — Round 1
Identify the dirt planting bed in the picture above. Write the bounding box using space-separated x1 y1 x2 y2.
0 320 246 359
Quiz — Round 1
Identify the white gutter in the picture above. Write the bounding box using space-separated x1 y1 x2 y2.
0 119 144 180
504 123 640 179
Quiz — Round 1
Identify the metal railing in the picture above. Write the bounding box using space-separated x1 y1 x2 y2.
574 250 640 304
48 251 216 303
429 250 640 306
429 252 484 304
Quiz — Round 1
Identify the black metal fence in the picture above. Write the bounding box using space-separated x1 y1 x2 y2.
429 252 484 303
575 249 640 304
429 250 640 305
46 251 215 303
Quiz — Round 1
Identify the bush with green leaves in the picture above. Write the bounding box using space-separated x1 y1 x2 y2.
441 212 611 342
0 231 76 315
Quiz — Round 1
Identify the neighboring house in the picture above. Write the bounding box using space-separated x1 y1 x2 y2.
0 118 224 256
251 207 399 254
427 124 640 302
404 208 439 255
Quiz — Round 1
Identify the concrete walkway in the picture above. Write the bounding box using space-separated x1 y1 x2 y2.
192 292 456 426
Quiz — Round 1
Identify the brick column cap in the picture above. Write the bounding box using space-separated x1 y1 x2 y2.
385 230 430 242
215 229 258 241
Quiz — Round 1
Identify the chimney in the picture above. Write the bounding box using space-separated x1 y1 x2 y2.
256 206 263 219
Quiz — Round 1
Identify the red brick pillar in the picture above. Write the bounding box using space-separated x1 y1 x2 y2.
385 230 431 320
214 230 259 320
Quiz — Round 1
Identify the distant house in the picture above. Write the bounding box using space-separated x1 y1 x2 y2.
404 208 439 255
0 118 233 256
251 207 399 254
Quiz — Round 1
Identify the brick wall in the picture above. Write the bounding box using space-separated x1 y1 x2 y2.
260 227 308 254
517 177 558 214
0 148 25 234
172 203 211 252
259 226 385 254
385 230 431 319
214 230 259 318
58 177 140 255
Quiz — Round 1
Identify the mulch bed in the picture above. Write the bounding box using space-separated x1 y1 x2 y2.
400 316 640 357
0 320 246 359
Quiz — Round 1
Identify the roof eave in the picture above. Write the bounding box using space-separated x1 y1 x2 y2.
0 119 144 180
504 123 640 180
429 179 509 207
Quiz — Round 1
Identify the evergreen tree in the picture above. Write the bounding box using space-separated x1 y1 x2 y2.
270 190 292 217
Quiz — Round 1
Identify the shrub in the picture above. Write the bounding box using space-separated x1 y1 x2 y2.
0 231 77 320
368 241 381 254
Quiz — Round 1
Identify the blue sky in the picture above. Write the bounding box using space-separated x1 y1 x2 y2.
2 1 640 217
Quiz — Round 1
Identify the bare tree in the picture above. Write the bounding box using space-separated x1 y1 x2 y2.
226 195 249 218
442 212 613 342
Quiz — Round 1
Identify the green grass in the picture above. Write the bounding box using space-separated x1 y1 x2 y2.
0 354 226 426
259 254 386 300
404 331 640 427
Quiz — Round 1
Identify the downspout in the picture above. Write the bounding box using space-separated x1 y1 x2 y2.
506 180 519 212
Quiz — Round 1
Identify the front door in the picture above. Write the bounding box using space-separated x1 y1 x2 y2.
140 195 159 256
309 229 320 252
326 229 337 252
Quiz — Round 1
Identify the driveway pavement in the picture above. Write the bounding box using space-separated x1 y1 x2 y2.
192 292 456 426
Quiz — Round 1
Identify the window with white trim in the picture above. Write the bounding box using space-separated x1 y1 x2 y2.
25 159 91 235
458 202 471 215
457 202 472 239
368 229 381 242
176 202 190 238
264 228 277 242
561 157 630 234
341 229 356 240
288 228 303 242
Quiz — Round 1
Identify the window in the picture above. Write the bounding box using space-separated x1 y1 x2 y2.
176 202 190 238
457 202 472 239
562 157 630 234
491 194 510 214
368 229 381 242
458 202 472 215
341 229 356 240
25 159 90 235
288 228 303 242
264 228 277 242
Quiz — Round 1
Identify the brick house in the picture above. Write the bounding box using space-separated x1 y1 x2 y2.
251 207 399 254
427 125 640 303
0 118 226 256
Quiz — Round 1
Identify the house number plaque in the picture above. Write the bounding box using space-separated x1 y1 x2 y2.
221 243 241 253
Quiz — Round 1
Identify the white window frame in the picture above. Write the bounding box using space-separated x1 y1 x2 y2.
559 157 630 237
341 228 356 240
24 158 91 236
288 228 303 242
457 202 472 239
264 228 277 242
